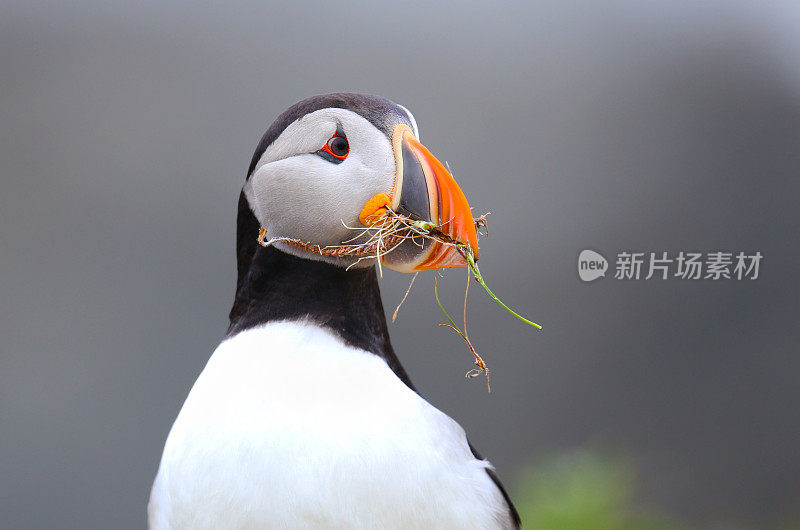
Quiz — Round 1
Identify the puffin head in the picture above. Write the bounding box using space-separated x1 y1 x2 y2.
242 93 478 273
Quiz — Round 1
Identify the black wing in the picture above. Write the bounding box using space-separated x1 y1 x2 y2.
469 441 521 529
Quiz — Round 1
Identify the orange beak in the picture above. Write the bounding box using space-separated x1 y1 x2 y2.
381 124 479 272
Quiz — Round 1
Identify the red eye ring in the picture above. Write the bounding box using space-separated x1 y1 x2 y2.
321 134 349 160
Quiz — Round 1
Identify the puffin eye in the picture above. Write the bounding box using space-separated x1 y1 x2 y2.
327 136 349 157
316 129 349 164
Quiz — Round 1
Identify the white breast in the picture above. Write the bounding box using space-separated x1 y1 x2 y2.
149 320 511 529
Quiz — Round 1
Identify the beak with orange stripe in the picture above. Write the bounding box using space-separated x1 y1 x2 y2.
358 124 479 273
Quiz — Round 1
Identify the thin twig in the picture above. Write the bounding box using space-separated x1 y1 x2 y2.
435 277 490 392
392 272 419 322
463 265 470 338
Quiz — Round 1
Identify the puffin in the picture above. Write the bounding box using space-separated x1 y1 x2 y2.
149 93 521 529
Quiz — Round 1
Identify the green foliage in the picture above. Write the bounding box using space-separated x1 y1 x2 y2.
513 451 686 530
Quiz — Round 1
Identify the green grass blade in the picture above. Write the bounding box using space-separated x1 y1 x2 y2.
434 277 468 340
465 250 543 330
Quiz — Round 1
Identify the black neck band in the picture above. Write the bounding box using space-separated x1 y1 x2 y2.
227 192 415 390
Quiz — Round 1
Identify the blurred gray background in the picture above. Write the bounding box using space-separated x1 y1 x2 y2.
2 1 799 528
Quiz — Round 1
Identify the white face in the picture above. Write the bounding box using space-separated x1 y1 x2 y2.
243 108 401 265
